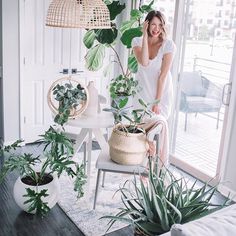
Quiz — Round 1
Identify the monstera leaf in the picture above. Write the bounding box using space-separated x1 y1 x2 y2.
85 44 106 71
83 30 96 49
107 1 125 20
120 19 138 34
120 27 142 48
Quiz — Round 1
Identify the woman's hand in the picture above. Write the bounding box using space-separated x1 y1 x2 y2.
152 104 161 114
143 20 149 39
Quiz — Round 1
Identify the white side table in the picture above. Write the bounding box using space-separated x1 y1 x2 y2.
67 112 114 180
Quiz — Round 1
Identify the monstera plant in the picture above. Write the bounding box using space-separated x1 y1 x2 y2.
83 0 154 99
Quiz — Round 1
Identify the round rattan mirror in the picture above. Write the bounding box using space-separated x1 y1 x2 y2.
47 77 89 124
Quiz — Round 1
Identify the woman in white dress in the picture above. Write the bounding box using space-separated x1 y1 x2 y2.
132 10 176 120
132 10 176 162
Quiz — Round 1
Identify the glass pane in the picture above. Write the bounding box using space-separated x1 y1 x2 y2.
173 0 235 177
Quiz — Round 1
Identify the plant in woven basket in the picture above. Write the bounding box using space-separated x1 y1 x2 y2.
0 126 86 217
104 97 158 134
52 81 87 126
101 157 230 236
83 0 154 99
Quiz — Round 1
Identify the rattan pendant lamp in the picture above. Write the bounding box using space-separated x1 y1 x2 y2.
46 0 111 29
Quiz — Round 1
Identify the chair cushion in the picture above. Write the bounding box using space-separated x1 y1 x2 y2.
170 204 236 236
185 96 221 112
181 72 205 96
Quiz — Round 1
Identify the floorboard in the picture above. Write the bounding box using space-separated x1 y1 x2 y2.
0 142 228 236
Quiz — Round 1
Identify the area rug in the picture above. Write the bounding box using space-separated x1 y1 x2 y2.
58 150 131 236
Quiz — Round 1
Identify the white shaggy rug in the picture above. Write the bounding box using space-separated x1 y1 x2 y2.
58 150 131 236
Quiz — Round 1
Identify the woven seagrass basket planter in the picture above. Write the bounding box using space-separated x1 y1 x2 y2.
108 126 148 165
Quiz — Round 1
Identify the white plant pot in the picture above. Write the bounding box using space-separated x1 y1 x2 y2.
109 127 148 165
13 174 60 213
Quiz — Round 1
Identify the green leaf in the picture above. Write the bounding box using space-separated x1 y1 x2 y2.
118 97 128 109
120 19 138 34
120 27 142 48
107 1 125 20
83 30 96 49
140 0 154 13
130 9 142 20
85 44 106 71
128 54 138 73
95 28 118 44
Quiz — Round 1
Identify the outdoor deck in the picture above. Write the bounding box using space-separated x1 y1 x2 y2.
174 111 223 177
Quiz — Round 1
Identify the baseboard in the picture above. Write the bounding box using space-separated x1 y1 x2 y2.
218 184 236 201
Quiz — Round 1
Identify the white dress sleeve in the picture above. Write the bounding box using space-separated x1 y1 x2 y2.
163 39 176 55
131 37 142 48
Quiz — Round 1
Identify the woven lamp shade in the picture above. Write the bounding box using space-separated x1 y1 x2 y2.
46 0 111 29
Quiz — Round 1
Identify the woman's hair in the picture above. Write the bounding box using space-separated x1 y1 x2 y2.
145 10 167 40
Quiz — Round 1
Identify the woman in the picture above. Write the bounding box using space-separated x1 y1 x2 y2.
132 10 176 163
132 10 176 120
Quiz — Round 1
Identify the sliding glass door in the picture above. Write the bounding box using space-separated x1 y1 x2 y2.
170 0 236 182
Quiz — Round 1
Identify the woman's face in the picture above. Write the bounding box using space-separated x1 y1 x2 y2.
148 16 163 38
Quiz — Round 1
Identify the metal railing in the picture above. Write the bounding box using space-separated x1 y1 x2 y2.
193 57 231 86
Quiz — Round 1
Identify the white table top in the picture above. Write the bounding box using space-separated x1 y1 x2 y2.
67 111 114 129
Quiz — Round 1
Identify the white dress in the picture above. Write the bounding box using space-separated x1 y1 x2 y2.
132 37 176 119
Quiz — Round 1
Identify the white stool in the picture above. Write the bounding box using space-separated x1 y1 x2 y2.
93 125 162 209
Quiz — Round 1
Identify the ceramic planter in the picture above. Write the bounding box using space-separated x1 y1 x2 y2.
13 174 60 213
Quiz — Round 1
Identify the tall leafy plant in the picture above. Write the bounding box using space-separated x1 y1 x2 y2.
83 0 154 98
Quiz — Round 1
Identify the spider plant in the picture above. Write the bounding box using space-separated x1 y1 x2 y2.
101 157 230 236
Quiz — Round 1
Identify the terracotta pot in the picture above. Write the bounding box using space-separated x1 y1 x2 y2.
13 174 60 213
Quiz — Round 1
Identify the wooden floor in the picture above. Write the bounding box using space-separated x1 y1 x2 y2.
0 142 134 236
0 141 227 236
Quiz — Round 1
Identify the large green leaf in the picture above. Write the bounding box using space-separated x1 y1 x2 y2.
83 30 96 49
95 28 118 44
130 9 142 20
128 54 138 73
120 27 142 48
107 1 125 20
120 19 138 34
140 0 154 13
85 44 106 71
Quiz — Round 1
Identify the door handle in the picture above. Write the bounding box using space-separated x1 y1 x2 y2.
71 68 84 74
222 82 232 106
60 69 69 74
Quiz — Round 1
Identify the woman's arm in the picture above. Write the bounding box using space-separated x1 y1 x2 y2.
132 21 149 66
152 52 174 114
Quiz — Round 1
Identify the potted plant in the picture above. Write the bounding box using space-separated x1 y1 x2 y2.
0 125 86 217
47 77 89 126
102 157 230 236
83 0 154 101
104 97 158 165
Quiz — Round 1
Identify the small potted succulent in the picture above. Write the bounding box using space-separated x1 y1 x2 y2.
0 123 86 217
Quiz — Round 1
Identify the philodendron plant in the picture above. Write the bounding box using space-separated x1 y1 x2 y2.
0 126 86 217
102 157 231 236
83 0 154 99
